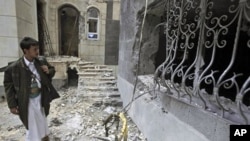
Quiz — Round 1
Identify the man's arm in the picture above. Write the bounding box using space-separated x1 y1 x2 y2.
38 56 55 80
45 58 55 78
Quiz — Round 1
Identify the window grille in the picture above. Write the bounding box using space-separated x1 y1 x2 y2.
154 0 250 124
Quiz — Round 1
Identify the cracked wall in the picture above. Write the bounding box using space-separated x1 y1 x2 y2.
118 0 231 141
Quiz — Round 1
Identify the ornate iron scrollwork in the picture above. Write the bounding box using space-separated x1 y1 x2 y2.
154 0 250 124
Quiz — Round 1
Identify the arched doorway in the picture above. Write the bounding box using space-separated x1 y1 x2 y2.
58 5 79 57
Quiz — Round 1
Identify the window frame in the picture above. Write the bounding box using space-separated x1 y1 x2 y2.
87 7 100 40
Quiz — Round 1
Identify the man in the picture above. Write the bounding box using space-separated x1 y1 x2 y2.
4 37 60 141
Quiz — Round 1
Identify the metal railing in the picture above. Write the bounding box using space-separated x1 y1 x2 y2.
154 0 250 124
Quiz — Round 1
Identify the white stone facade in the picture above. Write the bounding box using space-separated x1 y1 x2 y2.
0 0 38 67
46 0 120 64
0 0 120 90
0 0 38 91
0 0 120 67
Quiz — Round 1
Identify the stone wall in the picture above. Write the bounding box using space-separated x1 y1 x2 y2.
46 0 120 65
0 0 19 68
0 0 38 68
118 0 161 83
104 0 120 65
118 0 231 141
0 0 38 97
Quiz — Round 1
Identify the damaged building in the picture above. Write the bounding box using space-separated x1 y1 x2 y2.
118 0 250 141
0 0 120 92
1 0 250 141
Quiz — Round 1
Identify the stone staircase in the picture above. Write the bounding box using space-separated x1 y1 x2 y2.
77 61 122 106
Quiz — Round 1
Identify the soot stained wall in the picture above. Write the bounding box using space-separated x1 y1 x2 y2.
118 0 162 83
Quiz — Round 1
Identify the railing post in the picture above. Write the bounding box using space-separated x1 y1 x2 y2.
193 0 206 94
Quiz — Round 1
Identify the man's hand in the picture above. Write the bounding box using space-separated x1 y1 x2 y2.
41 65 49 74
10 107 19 115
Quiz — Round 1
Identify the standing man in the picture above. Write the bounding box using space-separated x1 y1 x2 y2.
4 37 60 141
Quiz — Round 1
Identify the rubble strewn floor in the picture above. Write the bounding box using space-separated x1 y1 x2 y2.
0 87 147 141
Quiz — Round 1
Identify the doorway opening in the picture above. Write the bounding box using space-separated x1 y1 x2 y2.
58 5 79 57
37 1 55 56
37 1 45 55
67 67 79 86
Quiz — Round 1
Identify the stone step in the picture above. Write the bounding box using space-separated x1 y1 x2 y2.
83 68 113 72
83 81 116 86
78 61 95 66
99 77 116 81
80 92 120 98
91 98 123 107
77 88 118 93
77 72 99 76
80 65 108 70
78 76 96 80
89 97 123 107
78 89 119 94
78 76 116 81
103 99 123 107
81 86 118 91
78 71 113 78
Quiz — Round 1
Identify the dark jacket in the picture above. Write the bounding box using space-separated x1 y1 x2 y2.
3 56 60 129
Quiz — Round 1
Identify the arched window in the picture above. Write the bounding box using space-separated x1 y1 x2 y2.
87 7 99 40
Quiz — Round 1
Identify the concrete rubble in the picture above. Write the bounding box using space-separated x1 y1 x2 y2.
0 86 147 141
0 56 147 141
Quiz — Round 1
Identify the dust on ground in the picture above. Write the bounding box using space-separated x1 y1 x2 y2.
0 87 146 141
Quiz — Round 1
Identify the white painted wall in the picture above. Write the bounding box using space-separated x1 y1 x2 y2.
0 0 39 67
0 0 19 68
0 0 38 89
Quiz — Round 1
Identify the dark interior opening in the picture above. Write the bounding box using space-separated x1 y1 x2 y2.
200 2 250 106
155 15 166 69
67 68 79 86
153 0 250 105
37 2 45 55
59 5 79 57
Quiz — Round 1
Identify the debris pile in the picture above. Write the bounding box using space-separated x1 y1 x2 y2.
0 87 147 141
0 56 147 141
